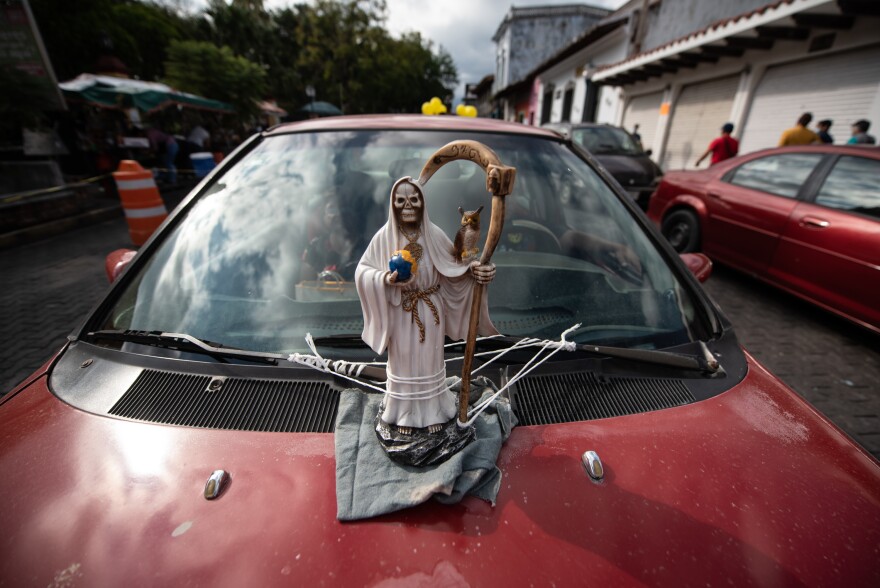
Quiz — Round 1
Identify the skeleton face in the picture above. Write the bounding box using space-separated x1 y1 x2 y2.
393 181 423 226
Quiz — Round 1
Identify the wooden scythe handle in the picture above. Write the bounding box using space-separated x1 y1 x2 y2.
418 141 516 423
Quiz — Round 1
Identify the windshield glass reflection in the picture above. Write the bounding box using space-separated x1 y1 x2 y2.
102 130 704 355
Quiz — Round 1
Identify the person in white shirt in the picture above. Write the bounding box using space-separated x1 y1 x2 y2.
187 125 211 150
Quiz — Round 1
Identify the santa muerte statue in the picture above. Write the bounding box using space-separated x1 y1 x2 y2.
355 141 516 467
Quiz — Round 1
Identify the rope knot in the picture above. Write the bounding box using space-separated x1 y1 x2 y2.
401 284 440 342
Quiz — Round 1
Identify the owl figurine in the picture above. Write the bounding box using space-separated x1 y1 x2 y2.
452 205 483 263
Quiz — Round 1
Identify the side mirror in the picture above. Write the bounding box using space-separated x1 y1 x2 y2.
105 248 137 283
645 148 653 156
680 252 712 283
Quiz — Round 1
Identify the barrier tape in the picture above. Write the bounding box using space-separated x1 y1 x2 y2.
0 174 110 205
0 167 202 206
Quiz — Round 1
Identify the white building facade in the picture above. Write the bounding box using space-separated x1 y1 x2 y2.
593 0 880 169
521 0 879 171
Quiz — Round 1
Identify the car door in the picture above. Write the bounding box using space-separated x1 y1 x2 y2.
770 154 880 329
703 153 825 275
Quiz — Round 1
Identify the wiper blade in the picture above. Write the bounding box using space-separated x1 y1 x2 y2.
579 340 721 374
480 336 721 374
310 334 370 348
86 329 284 365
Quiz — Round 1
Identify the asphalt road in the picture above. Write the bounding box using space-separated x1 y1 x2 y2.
1 216 878 458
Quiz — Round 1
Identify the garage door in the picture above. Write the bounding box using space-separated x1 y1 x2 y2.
740 46 880 153
621 91 663 155
662 75 740 171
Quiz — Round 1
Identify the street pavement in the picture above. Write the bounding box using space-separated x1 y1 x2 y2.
1 216 878 458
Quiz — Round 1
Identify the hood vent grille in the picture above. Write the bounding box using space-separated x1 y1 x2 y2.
109 369 694 432
110 370 338 432
512 371 694 426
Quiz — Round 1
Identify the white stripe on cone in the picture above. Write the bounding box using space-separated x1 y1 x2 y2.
123 205 167 219
116 178 157 190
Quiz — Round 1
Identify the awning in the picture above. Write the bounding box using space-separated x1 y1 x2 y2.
59 74 234 113
258 100 288 116
593 0 874 86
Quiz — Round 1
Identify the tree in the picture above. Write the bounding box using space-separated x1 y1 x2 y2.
30 0 193 82
289 0 457 114
30 0 459 118
164 40 267 119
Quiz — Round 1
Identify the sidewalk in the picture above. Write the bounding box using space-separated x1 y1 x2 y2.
0 217 131 393
0 179 197 250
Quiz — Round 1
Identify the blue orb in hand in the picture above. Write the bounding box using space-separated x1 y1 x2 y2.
389 250 415 282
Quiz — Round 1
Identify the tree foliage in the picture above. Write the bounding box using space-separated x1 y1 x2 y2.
29 0 459 117
164 40 267 118
30 0 193 82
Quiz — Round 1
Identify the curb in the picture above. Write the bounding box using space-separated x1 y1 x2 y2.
0 205 124 251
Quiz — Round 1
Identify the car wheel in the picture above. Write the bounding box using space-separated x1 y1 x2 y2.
662 209 700 253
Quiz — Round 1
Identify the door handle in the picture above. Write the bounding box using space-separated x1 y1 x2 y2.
800 216 830 228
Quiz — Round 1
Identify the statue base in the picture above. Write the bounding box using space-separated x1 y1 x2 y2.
375 414 476 468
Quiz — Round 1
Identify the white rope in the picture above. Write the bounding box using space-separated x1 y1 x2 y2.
457 323 580 428
385 366 448 400
287 333 387 394
286 325 581 422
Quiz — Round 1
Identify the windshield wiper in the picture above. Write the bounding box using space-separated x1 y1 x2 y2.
578 340 720 374
310 334 371 348
85 329 285 365
473 336 721 374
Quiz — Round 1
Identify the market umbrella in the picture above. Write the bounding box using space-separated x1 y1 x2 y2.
59 74 233 114
299 101 342 116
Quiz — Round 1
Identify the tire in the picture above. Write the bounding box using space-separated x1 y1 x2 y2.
661 209 700 253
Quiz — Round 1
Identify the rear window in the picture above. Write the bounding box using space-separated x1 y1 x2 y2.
727 153 823 198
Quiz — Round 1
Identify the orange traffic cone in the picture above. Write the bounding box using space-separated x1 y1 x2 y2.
112 160 168 246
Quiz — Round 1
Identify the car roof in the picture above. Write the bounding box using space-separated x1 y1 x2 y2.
264 114 561 138
544 122 621 130
729 144 880 161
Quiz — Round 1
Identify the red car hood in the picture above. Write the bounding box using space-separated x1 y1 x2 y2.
1 355 878 586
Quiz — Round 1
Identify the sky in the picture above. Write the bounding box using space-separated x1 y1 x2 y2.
173 0 628 102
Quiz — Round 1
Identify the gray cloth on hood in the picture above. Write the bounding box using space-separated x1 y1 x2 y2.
335 378 516 521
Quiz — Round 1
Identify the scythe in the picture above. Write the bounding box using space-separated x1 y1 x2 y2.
417 140 517 423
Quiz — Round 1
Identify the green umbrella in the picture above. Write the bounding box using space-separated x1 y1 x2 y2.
59 74 233 113
299 101 342 116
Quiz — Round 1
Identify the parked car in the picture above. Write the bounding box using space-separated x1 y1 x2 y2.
2 117 878 586
544 122 663 210
648 144 880 334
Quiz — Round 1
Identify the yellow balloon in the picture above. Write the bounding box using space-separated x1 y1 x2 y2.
456 103 466 116
421 101 432 115
437 102 447 114
465 105 478 117
430 96 442 107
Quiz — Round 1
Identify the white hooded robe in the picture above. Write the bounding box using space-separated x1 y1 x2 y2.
355 178 498 428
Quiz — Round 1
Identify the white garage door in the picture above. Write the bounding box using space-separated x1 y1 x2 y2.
621 91 663 154
662 75 740 171
740 46 880 153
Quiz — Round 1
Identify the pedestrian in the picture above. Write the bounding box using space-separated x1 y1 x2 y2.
847 119 876 145
695 122 739 167
816 120 833 144
632 124 643 148
778 112 821 146
145 124 179 184
187 122 211 151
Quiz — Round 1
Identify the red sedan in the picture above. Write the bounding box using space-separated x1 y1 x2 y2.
648 145 880 334
2 118 879 586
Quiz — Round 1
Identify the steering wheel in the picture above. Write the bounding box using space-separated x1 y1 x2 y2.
502 219 562 253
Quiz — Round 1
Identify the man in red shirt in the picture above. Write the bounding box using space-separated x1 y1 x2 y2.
695 123 739 167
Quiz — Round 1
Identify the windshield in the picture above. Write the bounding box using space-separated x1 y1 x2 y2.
97 129 706 355
572 126 643 155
